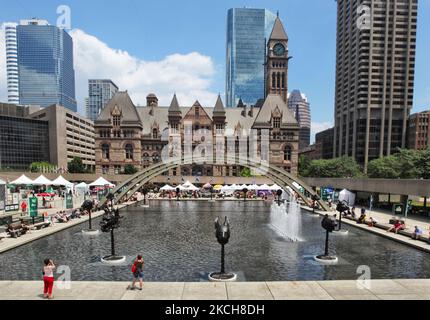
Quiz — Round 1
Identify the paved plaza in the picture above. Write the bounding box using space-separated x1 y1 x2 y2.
1 279 430 300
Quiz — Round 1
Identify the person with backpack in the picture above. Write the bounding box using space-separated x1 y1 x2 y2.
130 255 144 290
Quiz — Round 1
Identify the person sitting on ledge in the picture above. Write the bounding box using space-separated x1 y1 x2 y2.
367 217 378 227
357 211 366 224
387 220 404 234
412 226 423 240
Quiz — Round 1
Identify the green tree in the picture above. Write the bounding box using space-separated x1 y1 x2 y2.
67 157 86 174
29 162 55 173
304 157 362 178
124 164 138 175
367 156 400 179
240 167 252 177
298 155 311 177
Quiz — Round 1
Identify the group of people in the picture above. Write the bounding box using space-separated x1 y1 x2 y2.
41 254 145 299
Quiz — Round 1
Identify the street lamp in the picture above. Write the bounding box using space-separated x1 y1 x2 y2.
314 214 339 264
209 216 237 282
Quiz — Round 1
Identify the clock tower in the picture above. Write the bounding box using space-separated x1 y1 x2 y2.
265 14 289 104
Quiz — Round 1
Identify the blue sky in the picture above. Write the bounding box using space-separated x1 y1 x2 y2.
1 0 429 140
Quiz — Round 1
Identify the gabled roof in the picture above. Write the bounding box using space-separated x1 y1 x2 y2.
254 94 298 127
269 16 288 41
96 91 142 126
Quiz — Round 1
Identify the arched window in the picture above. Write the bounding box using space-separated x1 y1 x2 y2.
102 144 110 160
284 145 292 162
152 128 158 139
281 73 286 88
277 72 281 88
152 153 160 163
143 153 150 163
125 144 133 160
272 73 276 88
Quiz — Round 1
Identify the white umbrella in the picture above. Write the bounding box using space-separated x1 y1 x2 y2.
52 175 74 187
89 177 115 187
11 175 34 185
160 184 175 191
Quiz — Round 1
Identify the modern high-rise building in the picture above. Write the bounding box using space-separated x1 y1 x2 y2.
4 23 19 105
288 90 311 150
87 79 119 121
16 19 77 111
226 8 277 108
333 0 418 170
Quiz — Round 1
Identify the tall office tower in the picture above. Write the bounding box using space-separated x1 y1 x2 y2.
226 8 276 108
288 90 311 150
17 18 77 111
333 0 418 170
4 23 19 104
87 79 119 121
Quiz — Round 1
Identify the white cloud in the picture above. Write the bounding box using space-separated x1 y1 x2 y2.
0 26 219 113
311 121 333 144
70 29 218 114
0 24 7 102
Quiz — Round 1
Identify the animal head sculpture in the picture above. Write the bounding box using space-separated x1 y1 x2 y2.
214 216 231 245
336 200 349 214
81 200 94 212
321 214 337 233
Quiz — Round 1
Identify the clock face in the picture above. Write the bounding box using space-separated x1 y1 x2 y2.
273 43 285 56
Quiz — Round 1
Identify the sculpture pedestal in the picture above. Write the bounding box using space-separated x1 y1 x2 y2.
314 255 339 264
101 255 126 265
208 272 237 282
82 229 100 236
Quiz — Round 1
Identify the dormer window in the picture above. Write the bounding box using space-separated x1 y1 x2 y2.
113 115 121 126
152 128 158 139
273 117 281 129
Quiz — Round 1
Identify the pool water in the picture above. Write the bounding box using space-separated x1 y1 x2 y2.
0 200 429 282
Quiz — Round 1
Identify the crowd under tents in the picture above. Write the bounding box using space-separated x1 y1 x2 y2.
158 183 286 194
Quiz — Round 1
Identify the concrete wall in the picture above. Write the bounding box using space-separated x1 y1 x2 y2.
302 177 430 197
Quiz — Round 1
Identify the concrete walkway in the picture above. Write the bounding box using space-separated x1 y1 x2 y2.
302 206 430 253
1 279 430 300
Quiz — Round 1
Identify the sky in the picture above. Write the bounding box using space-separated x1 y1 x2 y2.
0 0 429 142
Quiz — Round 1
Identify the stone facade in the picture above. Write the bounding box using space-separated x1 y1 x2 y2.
94 92 300 177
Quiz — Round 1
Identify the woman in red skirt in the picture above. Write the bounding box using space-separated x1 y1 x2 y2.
43 259 56 299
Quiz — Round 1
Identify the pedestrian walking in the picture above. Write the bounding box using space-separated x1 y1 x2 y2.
130 255 145 290
42 259 55 299
20 201 27 216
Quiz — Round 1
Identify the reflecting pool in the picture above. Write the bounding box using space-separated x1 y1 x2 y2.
0 200 429 282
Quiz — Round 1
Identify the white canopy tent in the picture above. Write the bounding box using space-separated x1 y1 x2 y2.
268 184 282 191
89 177 115 188
239 184 249 190
52 175 74 188
338 189 356 207
32 175 53 186
11 175 34 185
0 179 5 185
220 185 234 194
179 182 199 191
160 184 175 191
247 184 259 191
75 182 89 195
257 184 271 191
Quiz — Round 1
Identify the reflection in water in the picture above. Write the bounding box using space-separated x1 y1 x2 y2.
0 200 430 282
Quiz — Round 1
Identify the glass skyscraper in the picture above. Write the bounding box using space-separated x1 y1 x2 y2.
87 79 119 121
16 19 77 111
226 8 276 108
